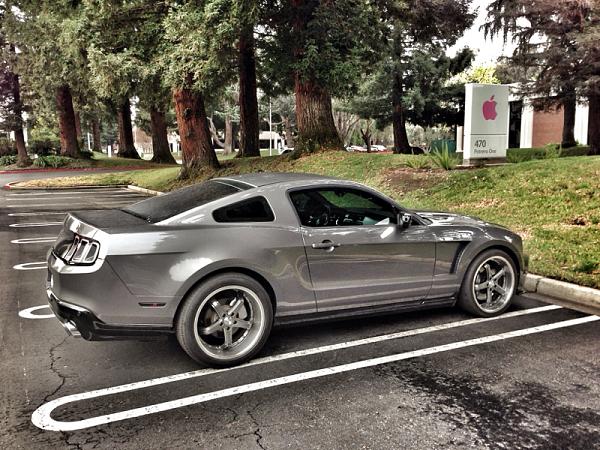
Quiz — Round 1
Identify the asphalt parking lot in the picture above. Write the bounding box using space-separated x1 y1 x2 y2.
1 173 599 450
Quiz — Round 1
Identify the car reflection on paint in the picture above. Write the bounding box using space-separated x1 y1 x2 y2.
46 172 525 367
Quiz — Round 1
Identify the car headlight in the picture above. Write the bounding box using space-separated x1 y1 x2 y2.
61 234 100 265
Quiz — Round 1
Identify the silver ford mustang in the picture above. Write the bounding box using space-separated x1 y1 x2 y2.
47 172 525 366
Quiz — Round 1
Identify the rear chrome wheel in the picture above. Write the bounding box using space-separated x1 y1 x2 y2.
193 286 266 361
176 274 273 366
458 249 517 317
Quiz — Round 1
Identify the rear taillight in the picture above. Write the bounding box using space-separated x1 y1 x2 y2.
61 235 100 265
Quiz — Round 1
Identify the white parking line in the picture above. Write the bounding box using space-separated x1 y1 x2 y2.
9 222 63 228
18 305 54 319
8 190 130 196
13 262 48 270
11 237 56 244
35 305 560 403
7 195 142 201
8 212 66 217
31 314 598 431
7 201 139 208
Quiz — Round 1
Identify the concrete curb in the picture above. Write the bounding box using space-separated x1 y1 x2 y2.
127 185 163 196
523 273 600 313
3 181 129 191
0 166 148 174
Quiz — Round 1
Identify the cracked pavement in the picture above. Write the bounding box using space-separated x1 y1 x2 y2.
1 171 599 450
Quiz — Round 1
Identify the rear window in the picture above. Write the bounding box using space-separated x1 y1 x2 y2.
123 180 243 223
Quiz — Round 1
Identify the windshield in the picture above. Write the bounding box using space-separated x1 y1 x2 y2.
123 180 244 223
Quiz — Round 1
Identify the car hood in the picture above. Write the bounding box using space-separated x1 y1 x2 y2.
415 210 507 229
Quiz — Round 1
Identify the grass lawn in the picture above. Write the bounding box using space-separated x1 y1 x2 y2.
15 152 600 289
0 151 175 171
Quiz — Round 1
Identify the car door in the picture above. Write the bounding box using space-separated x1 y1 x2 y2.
289 186 436 312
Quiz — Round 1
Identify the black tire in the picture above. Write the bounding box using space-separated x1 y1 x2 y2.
176 273 273 367
458 249 518 317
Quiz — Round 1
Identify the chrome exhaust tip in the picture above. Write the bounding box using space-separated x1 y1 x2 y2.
62 320 81 338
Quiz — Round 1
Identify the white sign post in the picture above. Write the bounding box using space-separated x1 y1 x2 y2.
463 83 510 164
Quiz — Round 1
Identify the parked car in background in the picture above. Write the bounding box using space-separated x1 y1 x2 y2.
46 172 525 367
370 145 388 152
346 145 367 152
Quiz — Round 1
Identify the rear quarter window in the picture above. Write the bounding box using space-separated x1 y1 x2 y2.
213 197 274 223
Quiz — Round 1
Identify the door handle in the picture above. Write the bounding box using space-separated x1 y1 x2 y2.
311 240 341 250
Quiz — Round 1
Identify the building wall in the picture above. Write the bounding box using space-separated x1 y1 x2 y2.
531 106 563 148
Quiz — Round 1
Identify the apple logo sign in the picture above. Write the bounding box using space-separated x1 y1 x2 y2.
482 95 498 120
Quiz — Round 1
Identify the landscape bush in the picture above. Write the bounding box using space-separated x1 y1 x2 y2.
507 145 590 163
33 155 76 168
28 137 61 156
0 137 17 156
0 155 18 166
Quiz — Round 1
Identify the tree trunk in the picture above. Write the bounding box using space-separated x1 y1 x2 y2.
91 119 102 152
361 130 372 153
224 114 233 154
55 85 80 158
117 98 141 159
392 73 411 154
294 77 342 151
561 92 577 148
238 25 260 157
283 116 295 149
74 111 83 143
173 87 220 177
9 71 31 166
588 92 600 156
150 107 176 164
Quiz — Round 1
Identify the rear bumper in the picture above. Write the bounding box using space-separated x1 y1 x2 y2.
46 288 173 341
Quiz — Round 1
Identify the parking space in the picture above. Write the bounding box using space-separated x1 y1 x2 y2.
1 177 599 449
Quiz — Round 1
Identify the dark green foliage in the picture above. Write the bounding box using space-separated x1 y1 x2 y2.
33 155 76 168
0 137 17 156
28 137 61 156
0 154 17 165
506 146 591 163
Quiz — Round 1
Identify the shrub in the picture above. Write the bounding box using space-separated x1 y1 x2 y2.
0 137 17 156
404 156 431 170
543 143 562 159
28 137 61 156
506 145 590 163
0 155 18 166
429 144 458 170
33 155 75 168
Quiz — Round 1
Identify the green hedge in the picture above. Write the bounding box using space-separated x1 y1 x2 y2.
507 145 590 163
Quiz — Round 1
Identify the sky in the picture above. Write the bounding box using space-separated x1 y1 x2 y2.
448 0 516 66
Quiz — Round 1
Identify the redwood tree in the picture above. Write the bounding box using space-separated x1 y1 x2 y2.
261 0 382 153
116 98 140 159
173 86 219 176
486 0 599 150
238 24 260 157
56 85 80 158
0 43 31 166
149 106 176 164
386 0 474 153
91 118 102 151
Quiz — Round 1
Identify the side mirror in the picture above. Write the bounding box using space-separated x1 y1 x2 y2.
397 212 412 229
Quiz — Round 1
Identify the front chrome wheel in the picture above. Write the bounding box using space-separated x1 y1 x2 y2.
471 255 516 314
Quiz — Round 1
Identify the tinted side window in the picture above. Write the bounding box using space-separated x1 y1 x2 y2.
213 197 275 223
290 188 396 227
